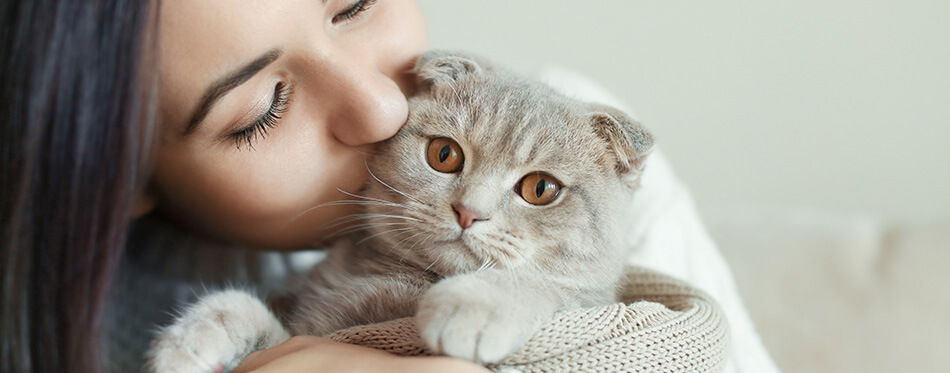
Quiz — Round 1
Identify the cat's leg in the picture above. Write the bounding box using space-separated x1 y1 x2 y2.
416 269 570 364
287 272 430 336
146 290 291 373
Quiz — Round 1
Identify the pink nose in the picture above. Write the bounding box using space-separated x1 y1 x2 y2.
453 204 487 229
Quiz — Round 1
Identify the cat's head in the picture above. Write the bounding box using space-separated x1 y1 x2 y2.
360 51 653 276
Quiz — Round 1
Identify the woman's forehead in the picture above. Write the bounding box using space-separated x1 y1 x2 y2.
156 0 308 134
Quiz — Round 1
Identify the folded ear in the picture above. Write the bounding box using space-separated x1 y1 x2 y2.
589 104 654 176
413 50 484 88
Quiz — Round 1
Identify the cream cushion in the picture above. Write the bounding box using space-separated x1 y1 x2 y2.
707 207 950 372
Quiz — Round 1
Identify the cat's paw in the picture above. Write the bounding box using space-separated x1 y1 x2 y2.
146 290 290 373
416 278 541 364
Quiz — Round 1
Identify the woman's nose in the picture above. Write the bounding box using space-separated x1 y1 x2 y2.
323 54 409 147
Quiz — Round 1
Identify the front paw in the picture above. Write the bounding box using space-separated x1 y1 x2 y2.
146 290 289 373
416 278 542 364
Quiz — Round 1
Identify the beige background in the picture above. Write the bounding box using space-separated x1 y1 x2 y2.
419 0 950 221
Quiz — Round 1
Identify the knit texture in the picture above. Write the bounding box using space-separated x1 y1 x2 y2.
326 266 730 372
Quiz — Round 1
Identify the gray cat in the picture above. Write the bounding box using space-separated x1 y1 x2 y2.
147 51 654 372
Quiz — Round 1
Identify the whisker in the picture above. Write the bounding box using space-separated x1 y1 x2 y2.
365 162 423 204
357 227 413 245
315 200 404 208
320 214 369 230
336 188 406 207
331 226 393 242
363 213 423 223
322 213 422 230
423 256 440 273
477 257 492 272
320 227 369 238
447 81 464 108
334 221 410 237
323 220 407 241
289 200 403 224
354 147 378 157
289 185 413 224
391 231 426 255
400 233 433 264
380 229 416 250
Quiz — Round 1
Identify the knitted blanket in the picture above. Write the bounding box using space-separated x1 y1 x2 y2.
326 266 730 372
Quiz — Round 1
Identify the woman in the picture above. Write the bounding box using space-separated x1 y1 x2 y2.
2 0 483 371
2 0 774 372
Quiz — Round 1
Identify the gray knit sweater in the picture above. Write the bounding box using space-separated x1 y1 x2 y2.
106 217 324 372
106 217 729 372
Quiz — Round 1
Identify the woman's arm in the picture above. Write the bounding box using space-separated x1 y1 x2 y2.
234 336 488 373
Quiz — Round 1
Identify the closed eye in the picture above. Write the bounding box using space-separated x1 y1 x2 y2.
229 81 292 149
332 0 378 24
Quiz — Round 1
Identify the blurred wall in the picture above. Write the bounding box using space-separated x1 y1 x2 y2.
419 0 950 220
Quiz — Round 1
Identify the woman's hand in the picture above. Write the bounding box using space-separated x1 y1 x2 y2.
233 335 490 373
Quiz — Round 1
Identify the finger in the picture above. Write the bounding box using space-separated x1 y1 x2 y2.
233 335 328 373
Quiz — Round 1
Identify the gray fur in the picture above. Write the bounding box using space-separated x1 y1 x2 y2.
146 51 654 370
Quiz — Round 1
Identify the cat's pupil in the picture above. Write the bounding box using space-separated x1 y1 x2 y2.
439 145 451 163
536 179 546 198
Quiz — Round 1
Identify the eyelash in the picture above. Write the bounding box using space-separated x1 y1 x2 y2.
228 0 374 149
231 82 292 149
332 0 378 23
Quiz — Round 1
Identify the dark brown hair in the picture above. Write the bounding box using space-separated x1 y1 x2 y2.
1 1 157 371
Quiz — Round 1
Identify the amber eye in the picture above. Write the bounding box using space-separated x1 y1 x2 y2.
518 172 562 205
426 137 464 173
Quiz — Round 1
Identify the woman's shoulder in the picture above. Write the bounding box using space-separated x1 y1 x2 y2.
107 216 325 371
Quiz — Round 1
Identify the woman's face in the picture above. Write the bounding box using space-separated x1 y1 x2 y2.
151 0 427 249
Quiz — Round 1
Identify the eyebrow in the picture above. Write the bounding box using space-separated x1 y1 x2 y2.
182 49 284 136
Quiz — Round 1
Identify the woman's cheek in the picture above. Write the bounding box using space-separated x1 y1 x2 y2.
199 129 369 247
216 129 331 220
